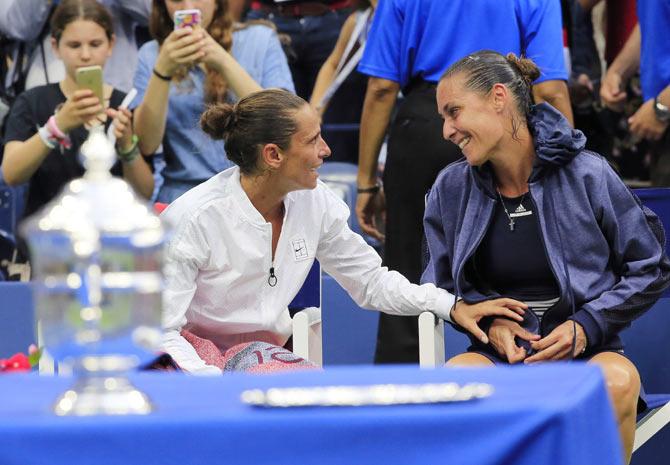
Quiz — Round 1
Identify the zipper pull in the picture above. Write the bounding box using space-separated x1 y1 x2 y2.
268 267 277 287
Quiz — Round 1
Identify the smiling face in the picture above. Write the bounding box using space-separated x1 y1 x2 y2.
436 74 507 167
278 104 331 191
52 19 114 81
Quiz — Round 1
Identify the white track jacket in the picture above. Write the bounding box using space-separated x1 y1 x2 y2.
161 167 454 374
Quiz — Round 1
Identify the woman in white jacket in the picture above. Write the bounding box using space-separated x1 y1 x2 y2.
161 88 528 374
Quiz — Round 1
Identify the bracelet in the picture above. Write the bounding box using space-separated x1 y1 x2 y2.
45 115 72 149
152 68 172 82
47 115 67 139
37 125 57 149
116 134 140 162
357 183 381 194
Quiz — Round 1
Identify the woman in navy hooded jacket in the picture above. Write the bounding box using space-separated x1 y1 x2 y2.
422 50 670 463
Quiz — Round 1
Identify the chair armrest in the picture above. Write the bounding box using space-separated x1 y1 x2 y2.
292 307 323 367
634 398 670 452
418 311 445 368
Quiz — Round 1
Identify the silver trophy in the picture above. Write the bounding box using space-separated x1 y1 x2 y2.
21 128 166 415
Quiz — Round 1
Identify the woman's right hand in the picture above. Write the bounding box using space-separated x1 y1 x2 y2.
55 89 104 133
154 27 206 78
488 318 540 364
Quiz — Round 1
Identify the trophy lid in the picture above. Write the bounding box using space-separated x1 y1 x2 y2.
21 128 164 257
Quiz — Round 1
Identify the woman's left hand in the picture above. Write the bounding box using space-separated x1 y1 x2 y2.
198 27 231 73
107 107 134 152
524 320 587 363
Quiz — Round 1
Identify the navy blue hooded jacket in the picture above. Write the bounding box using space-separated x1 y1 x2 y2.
422 103 670 352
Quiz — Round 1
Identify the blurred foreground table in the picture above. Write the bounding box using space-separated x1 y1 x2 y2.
0 363 622 465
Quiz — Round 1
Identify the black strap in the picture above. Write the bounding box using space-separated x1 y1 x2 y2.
12 4 55 93
37 5 57 85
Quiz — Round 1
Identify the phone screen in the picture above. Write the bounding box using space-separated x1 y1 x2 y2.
174 9 201 29
76 65 104 105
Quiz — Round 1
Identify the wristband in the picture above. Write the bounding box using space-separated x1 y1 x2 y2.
47 115 67 139
46 115 72 149
37 125 57 149
152 68 172 82
356 184 381 194
116 134 140 162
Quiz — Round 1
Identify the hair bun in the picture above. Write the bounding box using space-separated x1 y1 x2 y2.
505 53 541 86
200 103 237 141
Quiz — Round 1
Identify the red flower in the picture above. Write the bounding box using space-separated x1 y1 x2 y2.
0 352 32 372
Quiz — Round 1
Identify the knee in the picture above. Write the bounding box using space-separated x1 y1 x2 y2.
446 352 494 367
602 364 641 414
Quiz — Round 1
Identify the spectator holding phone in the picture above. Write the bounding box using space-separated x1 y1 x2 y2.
0 0 152 93
1 0 154 231
133 0 294 203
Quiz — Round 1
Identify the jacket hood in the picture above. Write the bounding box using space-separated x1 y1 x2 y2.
472 103 587 197
528 103 586 180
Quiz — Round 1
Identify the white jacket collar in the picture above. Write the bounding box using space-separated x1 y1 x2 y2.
227 167 292 228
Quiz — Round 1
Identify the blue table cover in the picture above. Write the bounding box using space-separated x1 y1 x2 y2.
0 363 622 465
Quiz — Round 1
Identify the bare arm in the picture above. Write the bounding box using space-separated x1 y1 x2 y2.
600 24 641 110
134 71 172 155
200 28 262 99
355 77 399 240
606 23 641 83
134 28 203 155
206 51 261 99
108 106 154 199
121 156 154 199
533 79 574 126
2 138 51 186
310 13 358 116
357 77 399 188
577 0 602 11
2 89 102 185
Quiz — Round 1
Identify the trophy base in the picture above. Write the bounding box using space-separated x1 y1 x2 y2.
54 375 153 416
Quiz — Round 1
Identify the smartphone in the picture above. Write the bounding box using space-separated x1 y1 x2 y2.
76 65 104 106
174 9 201 30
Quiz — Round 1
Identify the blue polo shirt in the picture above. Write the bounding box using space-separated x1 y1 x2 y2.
638 0 670 101
359 0 568 89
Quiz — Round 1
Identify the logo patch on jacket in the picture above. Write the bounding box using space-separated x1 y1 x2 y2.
292 238 309 261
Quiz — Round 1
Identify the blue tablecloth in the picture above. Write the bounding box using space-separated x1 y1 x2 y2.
0 363 622 465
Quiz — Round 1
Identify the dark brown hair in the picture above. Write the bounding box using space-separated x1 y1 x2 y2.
50 0 115 44
150 0 233 103
440 50 541 121
200 89 307 175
